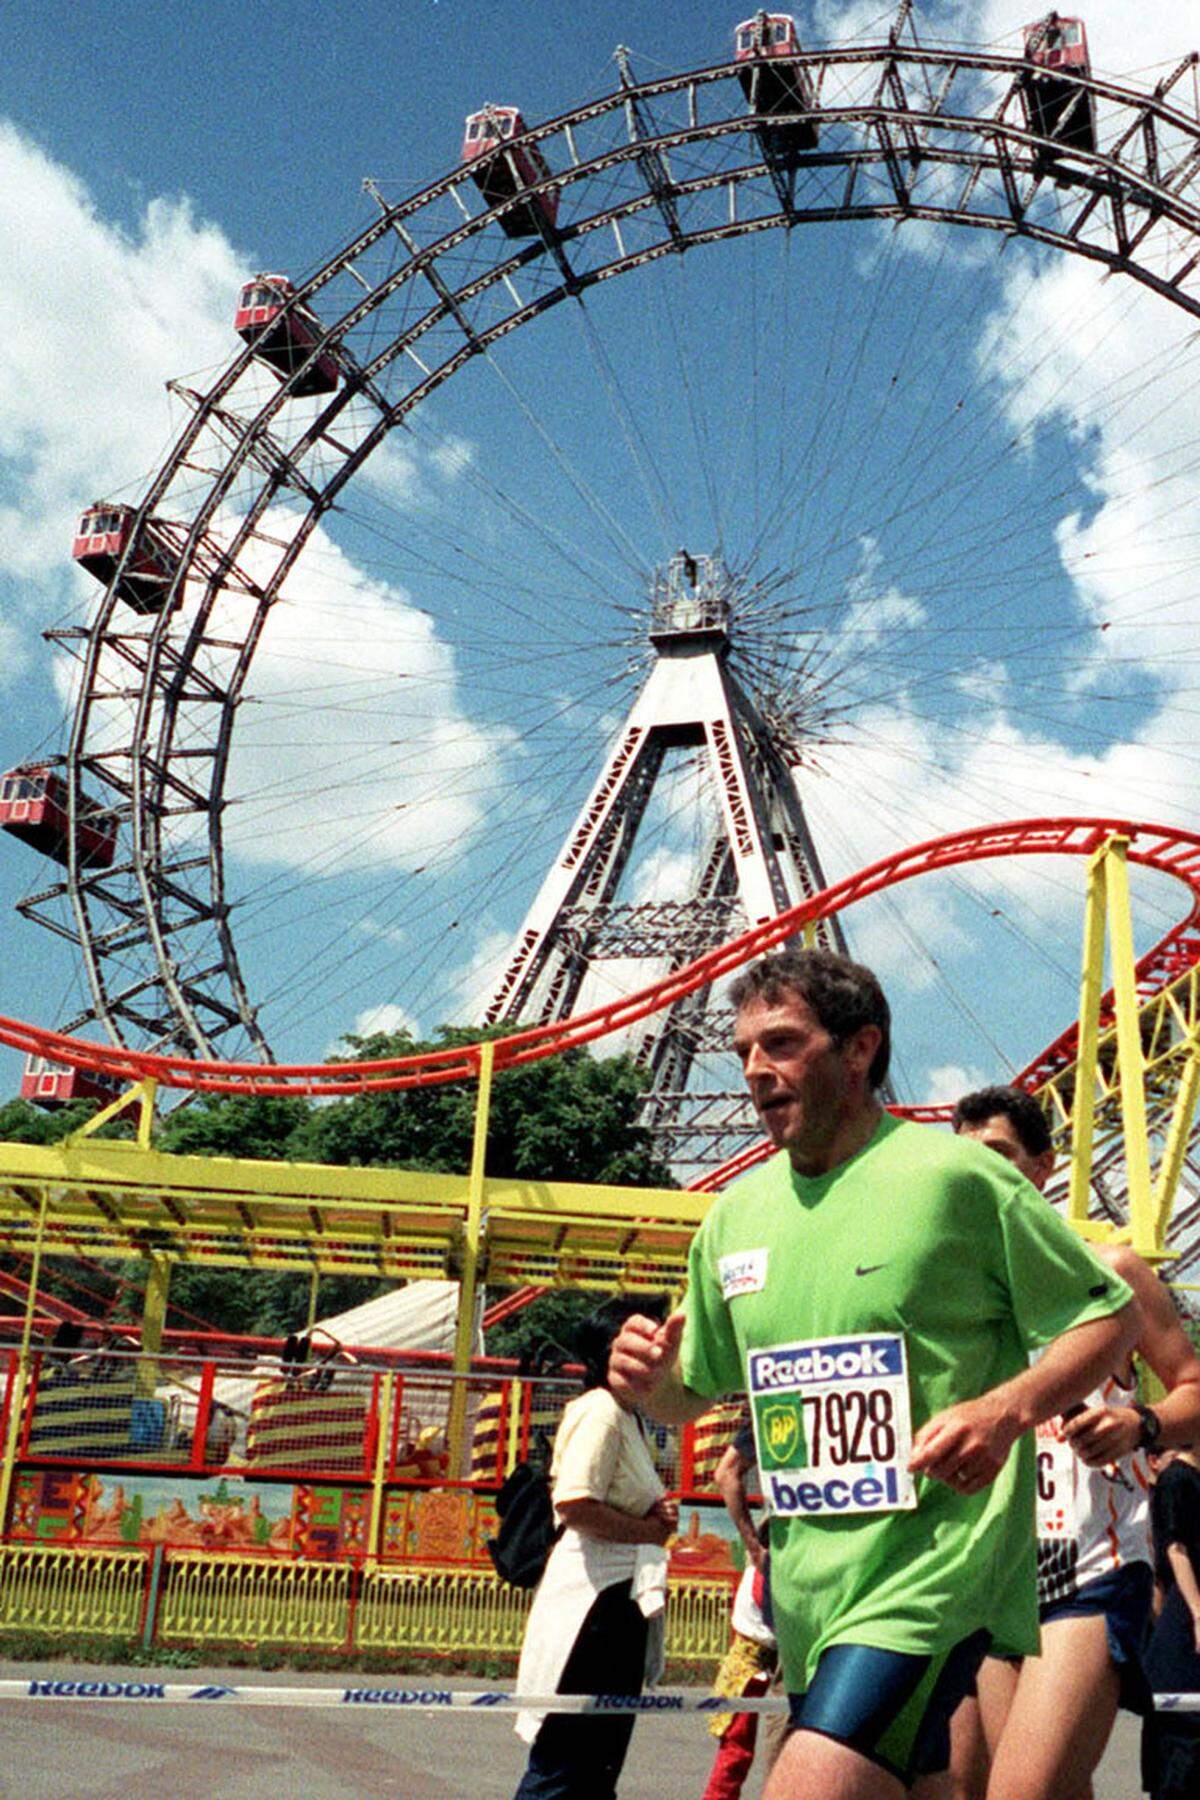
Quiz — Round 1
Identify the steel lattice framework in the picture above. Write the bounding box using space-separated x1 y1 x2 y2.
479 550 848 1167
16 25 1200 1080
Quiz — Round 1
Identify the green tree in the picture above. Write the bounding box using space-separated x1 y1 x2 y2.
156 1094 310 1162
0 1097 103 1144
293 1027 673 1188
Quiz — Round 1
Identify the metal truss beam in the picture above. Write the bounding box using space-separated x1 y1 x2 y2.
0 1133 699 1290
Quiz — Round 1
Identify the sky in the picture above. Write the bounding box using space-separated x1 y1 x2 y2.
2 0 1200 1113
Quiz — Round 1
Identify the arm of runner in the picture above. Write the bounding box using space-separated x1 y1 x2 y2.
1164 1541 1200 1655
909 1303 1139 1495
1060 1247 1200 1464
608 1311 711 1424
713 1442 765 1570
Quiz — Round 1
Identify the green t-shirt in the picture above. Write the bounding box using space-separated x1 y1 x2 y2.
678 1114 1132 1691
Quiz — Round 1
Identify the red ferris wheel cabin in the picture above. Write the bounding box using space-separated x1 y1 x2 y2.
72 502 181 615
1024 11 1089 73
461 106 559 237
1022 13 1095 156
20 1054 125 1109
0 765 116 869
734 12 819 155
234 274 339 396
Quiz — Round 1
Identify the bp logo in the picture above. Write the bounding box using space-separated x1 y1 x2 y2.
755 1397 805 1470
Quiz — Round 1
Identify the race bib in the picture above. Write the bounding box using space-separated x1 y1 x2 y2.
747 1332 916 1517
1035 1423 1077 1536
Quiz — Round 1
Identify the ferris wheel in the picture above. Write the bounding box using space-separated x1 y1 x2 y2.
4 4 1200 1157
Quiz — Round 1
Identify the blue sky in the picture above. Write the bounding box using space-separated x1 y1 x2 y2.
2 0 1200 1109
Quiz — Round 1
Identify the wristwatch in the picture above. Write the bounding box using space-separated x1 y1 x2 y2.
1133 1403 1163 1452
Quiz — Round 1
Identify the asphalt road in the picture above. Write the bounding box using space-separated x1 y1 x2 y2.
0 1663 1145 1797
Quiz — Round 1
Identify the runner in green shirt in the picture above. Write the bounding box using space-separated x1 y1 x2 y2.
610 949 1137 1799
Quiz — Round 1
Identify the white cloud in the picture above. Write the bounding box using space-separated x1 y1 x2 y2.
345 1002 421 1043
810 1 1197 74
970 2 1197 75
833 535 926 650
629 842 698 906
792 0 1200 971
926 1062 990 1105
449 927 522 1024
2 116 503 884
213 518 517 874
0 120 246 599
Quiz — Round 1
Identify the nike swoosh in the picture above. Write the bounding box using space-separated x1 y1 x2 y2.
855 1263 887 1277
1088 1283 1108 1297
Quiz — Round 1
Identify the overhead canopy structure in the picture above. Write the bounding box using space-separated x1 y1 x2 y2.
0 1127 702 1291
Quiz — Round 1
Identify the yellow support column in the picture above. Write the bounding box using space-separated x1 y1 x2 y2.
1068 842 1110 1232
0 1187 49 1534
447 1040 494 1476
136 1254 172 1399
366 1370 395 1571
1105 838 1155 1257
505 1376 523 1477
1153 1039 1200 1249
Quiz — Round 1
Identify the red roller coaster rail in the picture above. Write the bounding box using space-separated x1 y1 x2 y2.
1 819 1198 1111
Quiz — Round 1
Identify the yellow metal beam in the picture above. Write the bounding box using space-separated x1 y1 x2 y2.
0 1118 696 1290
1153 1038 1200 1245
367 1370 395 1571
137 1254 171 1399
1104 838 1156 1256
1067 839 1109 1232
0 1187 48 1532
66 1078 158 1146
448 1043 494 1473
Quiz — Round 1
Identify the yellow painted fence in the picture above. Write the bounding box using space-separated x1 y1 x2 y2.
0 1546 733 1665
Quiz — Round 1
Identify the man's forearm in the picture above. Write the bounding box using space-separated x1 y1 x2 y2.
716 1470 760 1558
1144 1380 1200 1448
993 1304 1139 1432
640 1365 711 1425
1167 1542 1200 1622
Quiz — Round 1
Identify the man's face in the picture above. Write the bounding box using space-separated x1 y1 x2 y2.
956 1112 1054 1192
732 989 875 1164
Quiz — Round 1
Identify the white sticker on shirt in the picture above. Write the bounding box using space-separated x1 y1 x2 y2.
718 1248 768 1300
747 1332 917 1517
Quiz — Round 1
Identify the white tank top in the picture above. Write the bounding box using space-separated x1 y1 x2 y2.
1034 1365 1151 1607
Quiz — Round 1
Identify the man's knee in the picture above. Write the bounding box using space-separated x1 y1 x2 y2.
763 1729 906 1800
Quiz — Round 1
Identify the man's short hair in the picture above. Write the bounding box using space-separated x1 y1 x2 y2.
729 948 891 1090
952 1084 1052 1158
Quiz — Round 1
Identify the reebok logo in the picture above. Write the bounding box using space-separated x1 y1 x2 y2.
750 1337 902 1388
27 1680 165 1699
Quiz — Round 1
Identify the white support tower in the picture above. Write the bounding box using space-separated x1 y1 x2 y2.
482 552 846 1169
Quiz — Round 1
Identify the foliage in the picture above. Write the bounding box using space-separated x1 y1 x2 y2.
0 1098 103 1143
156 1094 309 1163
292 1027 673 1188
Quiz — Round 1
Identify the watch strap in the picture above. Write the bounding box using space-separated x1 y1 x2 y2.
1134 1403 1163 1451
